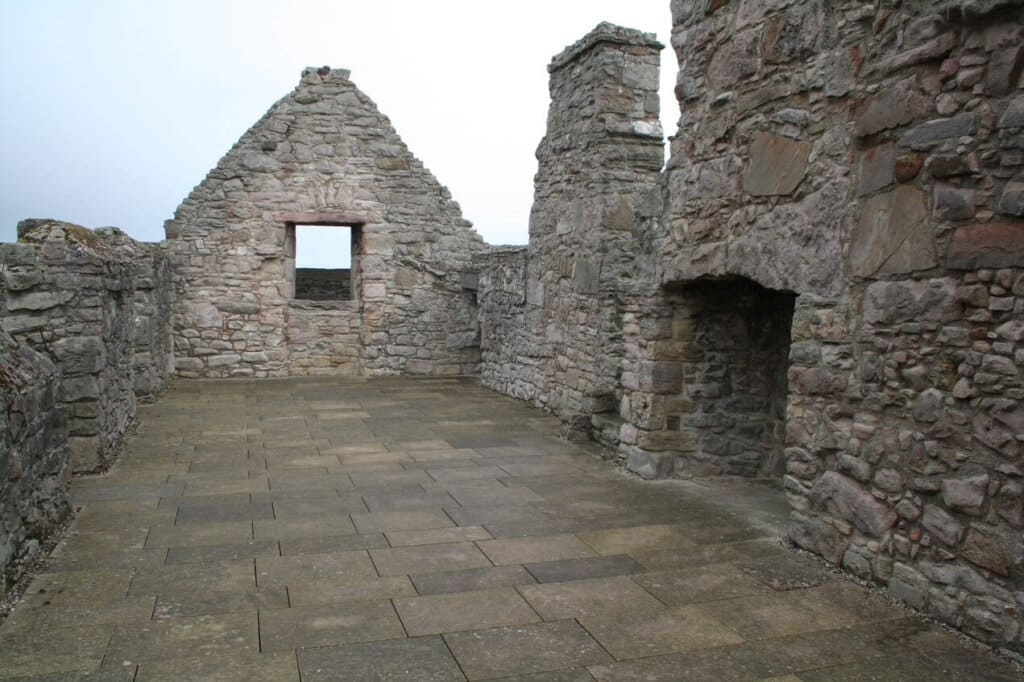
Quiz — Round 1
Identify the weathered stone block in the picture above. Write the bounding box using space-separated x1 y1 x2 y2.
999 96 1024 129
707 30 759 89
984 45 1024 95
809 471 896 537
572 259 601 294
216 301 260 315
942 475 989 514
647 362 683 395
68 435 101 472
858 143 895 196
899 114 976 150
998 180 1024 217
934 185 975 221
5 290 72 311
626 449 675 480
995 482 1023 528
60 376 101 402
946 222 1024 269
863 279 960 325
2 268 43 292
207 354 241 368
848 186 934 277
855 79 929 137
926 154 969 178
789 511 847 564
53 336 106 375
406 359 433 375
913 388 945 423
963 526 1010 576
762 3 819 64
446 332 478 350
742 132 811 196
922 504 962 545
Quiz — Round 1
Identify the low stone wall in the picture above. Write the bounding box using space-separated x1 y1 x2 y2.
295 268 352 300
285 300 361 375
0 330 69 592
0 220 172 472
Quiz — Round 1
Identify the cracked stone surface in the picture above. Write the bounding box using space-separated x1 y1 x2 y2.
0 377 1019 680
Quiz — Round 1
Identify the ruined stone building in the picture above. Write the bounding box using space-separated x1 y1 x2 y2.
2 0 1024 656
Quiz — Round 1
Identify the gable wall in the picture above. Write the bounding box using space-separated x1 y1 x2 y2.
167 67 485 378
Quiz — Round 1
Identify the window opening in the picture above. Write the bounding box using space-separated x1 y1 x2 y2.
292 224 357 301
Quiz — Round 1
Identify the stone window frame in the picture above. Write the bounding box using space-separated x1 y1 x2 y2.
278 212 366 306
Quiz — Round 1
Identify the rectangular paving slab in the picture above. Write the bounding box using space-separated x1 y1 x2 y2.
255 550 378 588
410 565 538 596
524 555 645 584
104 612 258 666
518 576 666 622
580 604 747 660
287 575 417 607
394 588 541 636
137 651 301 682
0 624 114 678
258 600 406 653
370 542 493 577
444 620 612 680
351 509 455 534
478 534 597 565
297 636 465 681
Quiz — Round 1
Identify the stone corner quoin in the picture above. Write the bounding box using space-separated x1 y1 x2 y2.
1 0 1024 655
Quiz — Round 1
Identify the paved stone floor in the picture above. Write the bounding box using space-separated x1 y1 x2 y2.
1 377 1021 681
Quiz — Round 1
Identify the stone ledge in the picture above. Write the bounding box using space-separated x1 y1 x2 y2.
287 298 360 312
275 212 367 226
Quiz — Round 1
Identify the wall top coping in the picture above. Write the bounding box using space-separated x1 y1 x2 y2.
549 22 663 73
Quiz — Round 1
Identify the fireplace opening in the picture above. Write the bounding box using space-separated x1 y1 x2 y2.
662 277 796 478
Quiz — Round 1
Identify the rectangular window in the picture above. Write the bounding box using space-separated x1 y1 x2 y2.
292 224 357 300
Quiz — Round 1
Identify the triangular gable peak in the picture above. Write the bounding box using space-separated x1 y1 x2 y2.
165 67 485 378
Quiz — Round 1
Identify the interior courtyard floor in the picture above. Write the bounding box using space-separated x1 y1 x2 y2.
0 376 1020 681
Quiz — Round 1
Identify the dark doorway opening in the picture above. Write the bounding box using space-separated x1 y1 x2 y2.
662 277 796 478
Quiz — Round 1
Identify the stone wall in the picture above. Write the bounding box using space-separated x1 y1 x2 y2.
655 0 1023 650
476 247 531 396
477 2 1024 651
0 220 172 472
92 227 175 399
167 67 485 378
0 330 69 592
476 23 665 438
295 268 352 300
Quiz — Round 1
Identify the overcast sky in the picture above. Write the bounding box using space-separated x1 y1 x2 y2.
0 1 674 265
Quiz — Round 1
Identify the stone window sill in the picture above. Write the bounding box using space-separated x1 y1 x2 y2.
288 298 359 310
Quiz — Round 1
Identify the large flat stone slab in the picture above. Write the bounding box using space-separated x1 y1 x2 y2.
444 620 612 680
478 534 596 565
258 601 406 653
410 565 537 596
394 588 541 636
371 542 493 576
297 636 465 681
519 576 666 621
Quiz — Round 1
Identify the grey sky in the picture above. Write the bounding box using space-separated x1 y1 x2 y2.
0 0 674 264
